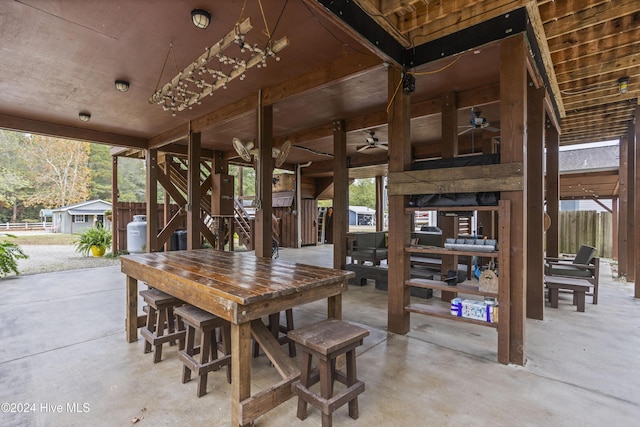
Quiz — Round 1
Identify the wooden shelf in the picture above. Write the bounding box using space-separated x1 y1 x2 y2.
405 278 498 298
405 303 497 328
406 245 498 258
406 205 499 213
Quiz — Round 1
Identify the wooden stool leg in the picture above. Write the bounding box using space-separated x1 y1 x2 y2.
197 327 211 397
209 328 219 371
285 309 296 357
221 325 232 384
346 349 359 420
182 325 196 383
144 306 157 354
153 309 166 363
177 316 185 350
319 357 333 427
296 351 313 421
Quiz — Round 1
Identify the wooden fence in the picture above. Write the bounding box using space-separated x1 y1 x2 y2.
558 210 612 258
1 221 51 231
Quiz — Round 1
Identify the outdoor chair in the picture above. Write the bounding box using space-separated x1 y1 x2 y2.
544 244 600 304
349 231 388 265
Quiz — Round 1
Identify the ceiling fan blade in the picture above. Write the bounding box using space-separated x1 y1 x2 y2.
458 127 472 136
357 145 371 152
485 126 500 132
376 143 388 150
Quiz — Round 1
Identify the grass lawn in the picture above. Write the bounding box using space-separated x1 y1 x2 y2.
6 233 76 245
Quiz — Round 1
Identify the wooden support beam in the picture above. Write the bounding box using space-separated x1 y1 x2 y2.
187 132 202 250
618 134 628 277
500 34 527 366
439 91 458 303
163 155 172 252
375 175 384 232
146 148 160 252
254 93 273 258
628 119 636 283
333 120 348 269
111 156 119 254
526 85 545 321
387 66 412 335
545 124 560 259
635 104 640 297
612 196 619 260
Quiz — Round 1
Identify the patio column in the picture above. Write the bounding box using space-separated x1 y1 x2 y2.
500 33 527 365
387 66 412 334
618 134 628 277
635 104 640 297
254 91 273 258
526 84 545 320
627 119 636 283
186 132 201 250
545 122 560 258
375 175 384 232
111 155 118 254
146 148 160 252
333 120 348 268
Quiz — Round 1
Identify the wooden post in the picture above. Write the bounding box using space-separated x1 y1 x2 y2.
635 104 640 297
387 66 412 335
526 84 545 320
255 92 273 258
187 132 201 250
612 196 618 260
545 123 560 258
146 148 159 252
478 133 497 239
333 120 348 269
375 175 384 232
500 34 527 366
627 120 636 283
163 154 172 252
111 155 118 253
440 91 458 302
618 134 628 277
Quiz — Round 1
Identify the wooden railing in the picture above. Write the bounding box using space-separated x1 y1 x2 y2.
234 198 253 249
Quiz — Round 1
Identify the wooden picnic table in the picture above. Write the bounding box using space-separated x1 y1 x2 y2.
121 249 354 426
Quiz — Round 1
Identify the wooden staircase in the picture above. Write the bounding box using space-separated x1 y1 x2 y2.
234 198 253 250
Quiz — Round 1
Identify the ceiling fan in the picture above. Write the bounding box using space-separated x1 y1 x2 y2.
357 130 388 152
232 138 291 167
458 108 500 135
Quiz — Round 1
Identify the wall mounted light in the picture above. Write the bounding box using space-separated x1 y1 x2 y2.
78 112 91 122
618 77 630 94
115 80 130 92
191 9 211 29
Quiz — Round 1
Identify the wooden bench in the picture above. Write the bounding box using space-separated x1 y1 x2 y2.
289 319 369 427
544 275 593 312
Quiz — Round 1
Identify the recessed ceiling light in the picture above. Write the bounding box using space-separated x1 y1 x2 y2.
79 112 91 122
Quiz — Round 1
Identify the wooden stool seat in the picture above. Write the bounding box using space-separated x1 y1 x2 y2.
140 289 185 363
289 319 369 427
544 275 592 312
175 305 231 397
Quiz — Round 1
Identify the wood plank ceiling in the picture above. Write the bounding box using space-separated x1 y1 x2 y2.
355 0 640 146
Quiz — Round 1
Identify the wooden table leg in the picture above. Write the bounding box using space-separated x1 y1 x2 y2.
126 275 138 343
231 322 252 427
328 291 343 320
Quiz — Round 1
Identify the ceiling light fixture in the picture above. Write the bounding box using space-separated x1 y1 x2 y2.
618 76 630 94
150 18 288 115
191 9 211 29
78 112 91 122
115 80 130 92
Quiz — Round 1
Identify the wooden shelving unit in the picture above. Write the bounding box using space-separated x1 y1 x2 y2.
402 200 511 364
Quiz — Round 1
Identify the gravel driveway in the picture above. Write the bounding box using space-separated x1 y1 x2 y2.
15 245 120 276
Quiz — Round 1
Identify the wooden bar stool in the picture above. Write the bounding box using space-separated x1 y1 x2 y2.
174 305 231 397
140 289 185 363
253 308 296 358
289 319 369 427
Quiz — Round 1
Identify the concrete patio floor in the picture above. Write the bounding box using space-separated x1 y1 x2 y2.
0 245 638 426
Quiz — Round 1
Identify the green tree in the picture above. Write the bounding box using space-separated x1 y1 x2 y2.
0 130 33 221
88 143 112 201
23 135 90 207
349 178 375 209
117 157 147 202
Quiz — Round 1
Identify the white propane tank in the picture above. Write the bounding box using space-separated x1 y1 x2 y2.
126 215 147 253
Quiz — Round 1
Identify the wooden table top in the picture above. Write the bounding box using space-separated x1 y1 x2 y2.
121 249 354 306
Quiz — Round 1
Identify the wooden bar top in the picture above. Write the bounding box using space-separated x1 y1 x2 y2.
121 249 354 307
